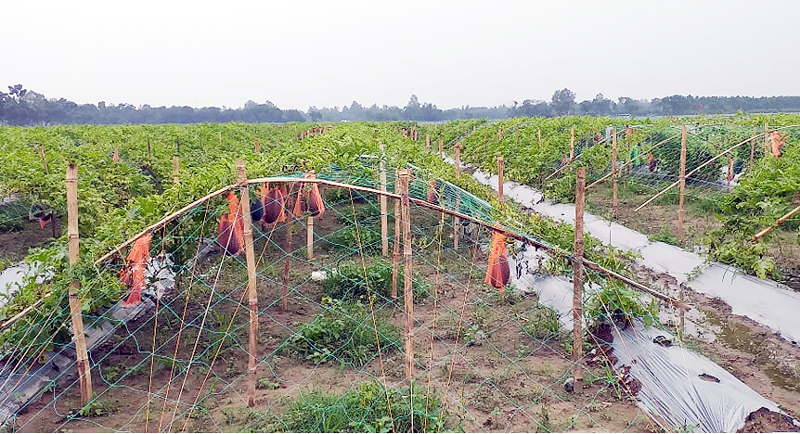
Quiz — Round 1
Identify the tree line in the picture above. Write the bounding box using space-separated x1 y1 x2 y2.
2 84 800 126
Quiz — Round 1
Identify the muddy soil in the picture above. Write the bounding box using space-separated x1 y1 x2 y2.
0 219 60 264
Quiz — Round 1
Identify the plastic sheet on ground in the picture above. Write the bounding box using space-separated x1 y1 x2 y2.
610 321 782 432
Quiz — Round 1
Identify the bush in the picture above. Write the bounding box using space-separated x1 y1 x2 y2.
324 260 428 300
270 381 448 433
282 297 400 366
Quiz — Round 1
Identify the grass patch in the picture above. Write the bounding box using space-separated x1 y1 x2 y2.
323 259 428 301
267 381 448 432
282 297 400 366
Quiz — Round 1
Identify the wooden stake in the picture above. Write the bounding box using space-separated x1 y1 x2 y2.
612 129 618 219
392 171 401 299
425 133 431 152
454 143 462 250
306 173 316 260
66 163 93 404
147 137 152 158
498 126 503 141
438 137 443 158
39 145 49 175
569 127 575 162
380 143 389 257
254 139 260 153
236 160 259 408
572 167 586 393
727 152 734 193
307 216 314 259
497 156 504 203
219 132 222 148
677 125 687 244
173 156 180 185
399 169 414 380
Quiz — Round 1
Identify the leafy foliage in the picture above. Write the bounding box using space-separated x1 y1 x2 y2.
282 297 400 366
269 381 447 433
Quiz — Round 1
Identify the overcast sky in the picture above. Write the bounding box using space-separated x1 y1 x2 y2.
3 0 798 110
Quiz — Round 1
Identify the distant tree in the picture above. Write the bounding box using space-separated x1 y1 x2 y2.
551 88 576 115
308 107 322 122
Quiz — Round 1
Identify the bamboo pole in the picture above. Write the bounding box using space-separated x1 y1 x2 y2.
380 143 389 257
752 203 800 241
236 160 259 408
307 216 314 259
497 156 504 203
66 163 93 404
764 122 769 155
498 126 503 141
219 132 222 147
727 153 734 193
425 134 431 152
454 143 462 250
569 126 575 162
399 169 414 380
254 139 260 153
611 129 618 219
173 156 180 185
438 137 443 158
392 171 401 300
572 167 586 393
306 172 316 260
677 125 687 244
39 145 49 175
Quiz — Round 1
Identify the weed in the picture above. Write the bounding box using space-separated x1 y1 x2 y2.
520 305 561 341
323 259 428 301
257 377 281 390
78 395 119 418
282 297 400 366
648 228 679 246
268 381 447 432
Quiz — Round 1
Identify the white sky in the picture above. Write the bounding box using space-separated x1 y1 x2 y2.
3 0 798 110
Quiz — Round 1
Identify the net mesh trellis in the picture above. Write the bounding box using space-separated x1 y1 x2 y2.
0 159 665 433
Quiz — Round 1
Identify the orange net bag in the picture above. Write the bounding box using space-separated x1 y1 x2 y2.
484 226 510 294
120 233 152 307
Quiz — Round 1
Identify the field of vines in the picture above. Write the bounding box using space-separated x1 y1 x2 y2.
422 114 800 288
0 117 799 433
